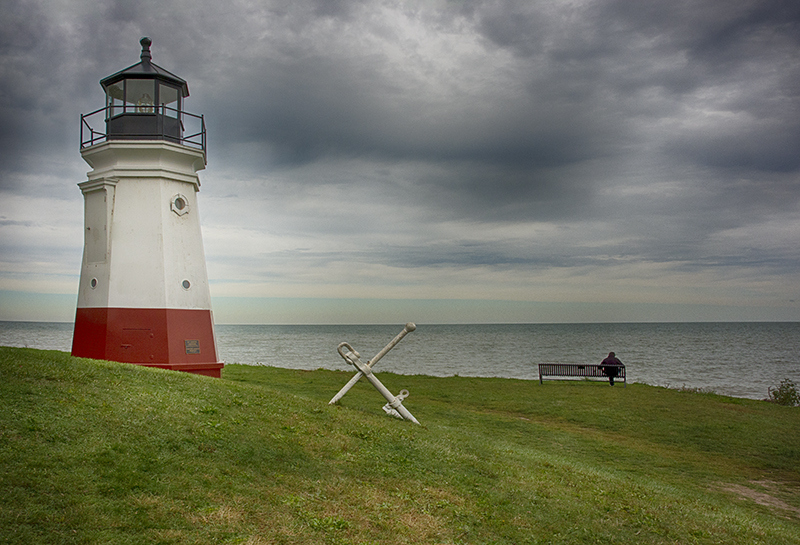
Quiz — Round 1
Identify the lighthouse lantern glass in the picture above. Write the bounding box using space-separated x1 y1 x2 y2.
158 84 180 118
106 82 124 117
126 79 155 113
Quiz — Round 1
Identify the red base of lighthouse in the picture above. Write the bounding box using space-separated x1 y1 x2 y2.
72 307 223 378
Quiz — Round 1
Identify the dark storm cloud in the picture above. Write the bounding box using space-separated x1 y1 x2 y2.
0 1 61 182
183 0 799 234
670 123 800 173
192 7 628 224
468 0 800 157
0 1 133 188
196 0 798 274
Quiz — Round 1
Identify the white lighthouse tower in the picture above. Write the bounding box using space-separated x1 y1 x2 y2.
72 37 223 378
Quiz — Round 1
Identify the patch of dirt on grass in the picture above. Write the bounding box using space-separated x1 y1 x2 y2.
718 482 800 518
242 537 272 545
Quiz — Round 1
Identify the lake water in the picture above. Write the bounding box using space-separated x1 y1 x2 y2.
1 321 798 401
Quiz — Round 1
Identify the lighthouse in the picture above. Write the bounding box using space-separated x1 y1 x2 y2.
72 38 223 378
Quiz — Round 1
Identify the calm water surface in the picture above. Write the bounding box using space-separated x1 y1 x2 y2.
2 321 798 401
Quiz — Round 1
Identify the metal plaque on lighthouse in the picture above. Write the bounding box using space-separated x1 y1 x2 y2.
72 38 223 378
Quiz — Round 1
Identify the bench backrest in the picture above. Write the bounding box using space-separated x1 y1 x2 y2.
538 363 625 378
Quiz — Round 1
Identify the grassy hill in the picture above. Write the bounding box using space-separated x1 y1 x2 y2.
1 346 799 544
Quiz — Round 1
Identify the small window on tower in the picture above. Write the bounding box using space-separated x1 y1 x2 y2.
171 194 189 216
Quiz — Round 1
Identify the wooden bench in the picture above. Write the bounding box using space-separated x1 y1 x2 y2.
538 363 626 386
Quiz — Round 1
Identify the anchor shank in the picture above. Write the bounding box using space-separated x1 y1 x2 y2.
368 322 416 369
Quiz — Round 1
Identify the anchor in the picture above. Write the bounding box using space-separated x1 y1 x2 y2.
329 322 420 425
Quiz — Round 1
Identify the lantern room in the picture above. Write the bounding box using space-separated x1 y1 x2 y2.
99 37 189 142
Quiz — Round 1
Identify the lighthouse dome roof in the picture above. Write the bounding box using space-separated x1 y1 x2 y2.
100 37 189 97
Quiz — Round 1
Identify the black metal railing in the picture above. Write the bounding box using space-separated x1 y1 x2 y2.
80 105 206 158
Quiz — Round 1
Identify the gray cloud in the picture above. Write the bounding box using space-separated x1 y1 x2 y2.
1 0 799 320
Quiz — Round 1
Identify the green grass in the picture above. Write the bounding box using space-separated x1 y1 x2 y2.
1 347 799 544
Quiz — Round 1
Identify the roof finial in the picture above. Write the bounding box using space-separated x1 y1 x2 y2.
140 37 152 63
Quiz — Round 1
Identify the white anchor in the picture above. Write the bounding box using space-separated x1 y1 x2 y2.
329 323 420 425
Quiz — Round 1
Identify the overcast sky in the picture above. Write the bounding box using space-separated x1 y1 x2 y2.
1 0 799 324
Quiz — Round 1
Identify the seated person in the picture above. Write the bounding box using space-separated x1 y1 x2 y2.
599 352 623 386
